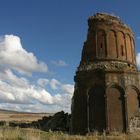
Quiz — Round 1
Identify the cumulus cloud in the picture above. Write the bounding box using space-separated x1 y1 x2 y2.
37 78 49 87
61 84 74 94
0 34 73 113
136 53 140 68
137 36 140 40
0 35 48 75
51 60 67 67
0 69 29 88
49 79 74 94
0 71 73 112
0 69 74 112
50 78 61 90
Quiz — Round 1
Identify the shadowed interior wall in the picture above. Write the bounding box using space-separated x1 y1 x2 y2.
127 87 139 123
88 85 106 131
106 87 125 131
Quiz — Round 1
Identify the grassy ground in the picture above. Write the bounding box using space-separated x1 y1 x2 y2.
0 127 140 140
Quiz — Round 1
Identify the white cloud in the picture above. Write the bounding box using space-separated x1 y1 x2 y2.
0 74 73 112
49 79 74 94
0 69 74 112
50 78 61 90
51 60 67 67
0 34 73 113
136 53 140 68
37 78 49 87
0 35 48 75
61 84 74 94
0 69 29 88
137 36 140 40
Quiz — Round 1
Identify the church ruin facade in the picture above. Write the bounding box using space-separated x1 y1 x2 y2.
71 13 140 134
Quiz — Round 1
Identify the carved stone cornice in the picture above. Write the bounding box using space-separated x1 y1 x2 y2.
77 61 137 72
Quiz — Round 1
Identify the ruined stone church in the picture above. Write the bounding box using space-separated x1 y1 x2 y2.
71 13 140 134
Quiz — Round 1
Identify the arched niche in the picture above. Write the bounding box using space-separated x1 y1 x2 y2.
125 34 132 62
108 30 117 58
117 31 126 60
97 30 106 58
126 86 140 123
131 38 136 64
106 85 126 131
88 85 106 132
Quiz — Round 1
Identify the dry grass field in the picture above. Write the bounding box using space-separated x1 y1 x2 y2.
0 109 53 123
0 127 140 140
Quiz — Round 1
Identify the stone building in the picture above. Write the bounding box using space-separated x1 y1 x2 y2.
71 13 140 134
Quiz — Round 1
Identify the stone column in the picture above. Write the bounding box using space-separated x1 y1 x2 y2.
87 94 90 133
105 94 109 132
105 32 108 57
124 35 127 60
130 37 135 63
95 30 98 58
124 94 129 132
115 32 118 58
132 38 136 64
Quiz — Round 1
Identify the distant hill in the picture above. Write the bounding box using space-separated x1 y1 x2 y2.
0 109 54 123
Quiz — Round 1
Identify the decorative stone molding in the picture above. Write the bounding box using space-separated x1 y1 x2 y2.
78 61 136 72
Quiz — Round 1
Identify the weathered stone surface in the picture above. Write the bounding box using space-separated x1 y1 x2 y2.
42 111 70 131
129 109 140 133
71 13 140 134
78 61 136 72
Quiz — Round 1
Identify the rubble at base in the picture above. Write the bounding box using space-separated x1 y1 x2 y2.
8 111 71 132
129 109 140 133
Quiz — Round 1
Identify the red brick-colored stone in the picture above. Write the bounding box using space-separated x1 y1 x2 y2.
71 13 140 134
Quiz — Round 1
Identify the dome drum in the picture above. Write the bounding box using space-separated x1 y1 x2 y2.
71 13 140 134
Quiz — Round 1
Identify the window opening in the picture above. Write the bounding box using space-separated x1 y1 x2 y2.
121 45 124 56
101 43 103 49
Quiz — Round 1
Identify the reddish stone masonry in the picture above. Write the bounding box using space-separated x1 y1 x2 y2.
71 13 140 134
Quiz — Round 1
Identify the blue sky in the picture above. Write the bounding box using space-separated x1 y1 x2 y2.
0 0 140 113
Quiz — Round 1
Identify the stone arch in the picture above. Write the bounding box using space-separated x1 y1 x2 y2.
125 34 132 62
131 38 136 64
106 85 126 131
117 31 126 60
88 85 106 132
126 85 140 123
108 30 117 58
97 29 106 58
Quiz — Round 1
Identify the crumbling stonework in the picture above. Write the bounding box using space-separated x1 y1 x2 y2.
71 13 140 134
129 109 140 132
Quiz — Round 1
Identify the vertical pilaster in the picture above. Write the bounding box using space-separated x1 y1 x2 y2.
115 32 119 58
105 94 109 132
132 38 136 64
130 37 135 63
105 32 108 57
130 37 134 63
124 94 129 132
87 94 90 133
124 35 128 60
95 30 98 58
93 30 97 59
